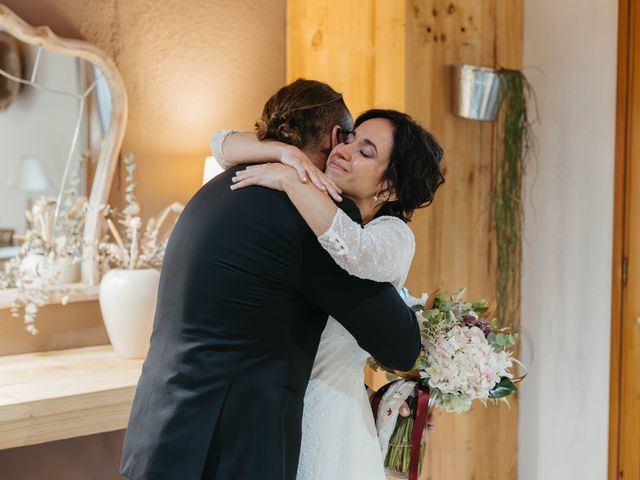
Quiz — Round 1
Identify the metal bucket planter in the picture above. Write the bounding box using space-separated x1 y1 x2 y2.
452 64 506 121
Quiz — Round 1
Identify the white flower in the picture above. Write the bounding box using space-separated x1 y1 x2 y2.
425 326 513 410
55 236 68 252
25 303 38 315
124 203 141 216
401 288 428 308
129 216 142 229
0 194 88 334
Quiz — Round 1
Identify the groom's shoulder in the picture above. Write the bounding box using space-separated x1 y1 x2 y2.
196 167 291 207
189 166 306 232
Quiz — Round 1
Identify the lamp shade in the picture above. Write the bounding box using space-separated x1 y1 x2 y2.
203 156 224 185
12 156 51 192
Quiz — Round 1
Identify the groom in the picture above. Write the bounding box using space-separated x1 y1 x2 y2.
120 97 420 480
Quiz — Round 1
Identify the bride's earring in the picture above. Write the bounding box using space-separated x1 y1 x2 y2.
373 195 379 203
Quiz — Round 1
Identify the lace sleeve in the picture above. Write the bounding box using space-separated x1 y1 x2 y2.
210 130 241 170
317 209 415 287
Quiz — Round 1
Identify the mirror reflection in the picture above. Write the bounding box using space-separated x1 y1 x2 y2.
0 31 112 286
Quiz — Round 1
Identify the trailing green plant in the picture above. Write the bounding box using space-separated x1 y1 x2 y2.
493 69 535 329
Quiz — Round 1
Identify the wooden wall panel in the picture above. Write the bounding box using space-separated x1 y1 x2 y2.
404 2 519 479
287 0 377 116
405 0 497 295
612 0 640 477
287 1 521 478
287 0 406 114
373 1 406 110
610 2 640 478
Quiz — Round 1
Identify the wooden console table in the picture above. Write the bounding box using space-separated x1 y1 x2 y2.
0 345 143 449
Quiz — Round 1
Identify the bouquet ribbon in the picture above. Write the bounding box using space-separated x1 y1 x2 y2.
371 382 431 480
370 382 393 423
408 385 430 480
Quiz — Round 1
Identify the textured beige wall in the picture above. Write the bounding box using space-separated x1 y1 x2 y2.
0 0 285 478
2 0 286 218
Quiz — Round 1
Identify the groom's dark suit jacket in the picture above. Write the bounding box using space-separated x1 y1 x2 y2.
120 166 421 480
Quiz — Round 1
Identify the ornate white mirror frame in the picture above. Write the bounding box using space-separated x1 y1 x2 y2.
0 4 127 308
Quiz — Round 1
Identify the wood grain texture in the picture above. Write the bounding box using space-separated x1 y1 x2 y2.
608 0 630 477
373 1 406 110
287 0 375 116
0 345 143 449
405 2 519 479
612 0 640 477
287 1 521 478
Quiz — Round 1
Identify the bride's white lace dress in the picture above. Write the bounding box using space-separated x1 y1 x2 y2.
210 131 416 479
297 208 415 480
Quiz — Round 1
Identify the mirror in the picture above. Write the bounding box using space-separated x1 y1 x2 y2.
0 4 127 308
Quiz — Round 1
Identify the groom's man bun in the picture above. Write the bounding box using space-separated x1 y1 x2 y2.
255 78 353 150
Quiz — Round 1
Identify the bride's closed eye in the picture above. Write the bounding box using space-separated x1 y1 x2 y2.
360 148 374 158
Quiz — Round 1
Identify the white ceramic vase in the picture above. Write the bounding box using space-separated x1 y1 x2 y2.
20 253 81 286
99 268 160 358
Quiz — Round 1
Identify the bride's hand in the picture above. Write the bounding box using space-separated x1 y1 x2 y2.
399 401 435 432
231 163 343 202
230 163 293 192
279 145 342 201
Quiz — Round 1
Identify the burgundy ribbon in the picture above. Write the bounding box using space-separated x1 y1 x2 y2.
370 381 393 424
370 382 431 480
408 385 430 480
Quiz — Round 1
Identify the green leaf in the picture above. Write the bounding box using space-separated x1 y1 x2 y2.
414 356 428 370
472 299 489 311
386 372 400 382
489 377 518 399
368 362 379 372
503 333 516 348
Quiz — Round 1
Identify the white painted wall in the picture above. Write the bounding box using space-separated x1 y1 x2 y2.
520 1 618 478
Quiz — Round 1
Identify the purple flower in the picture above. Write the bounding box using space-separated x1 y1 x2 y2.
462 314 492 336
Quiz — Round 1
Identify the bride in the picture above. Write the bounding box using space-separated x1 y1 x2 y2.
211 79 444 479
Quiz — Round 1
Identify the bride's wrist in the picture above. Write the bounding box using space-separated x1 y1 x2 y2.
277 144 295 163
278 166 299 191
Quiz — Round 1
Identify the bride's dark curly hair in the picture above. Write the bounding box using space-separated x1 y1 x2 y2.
357 109 445 223
255 79 353 150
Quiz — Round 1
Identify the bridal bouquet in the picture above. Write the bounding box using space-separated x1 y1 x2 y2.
368 289 522 480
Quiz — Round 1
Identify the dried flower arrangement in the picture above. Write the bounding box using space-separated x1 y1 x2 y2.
0 196 88 334
0 149 89 334
0 153 183 335
97 153 183 272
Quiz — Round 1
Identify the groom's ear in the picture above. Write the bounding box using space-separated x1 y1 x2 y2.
330 125 341 148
